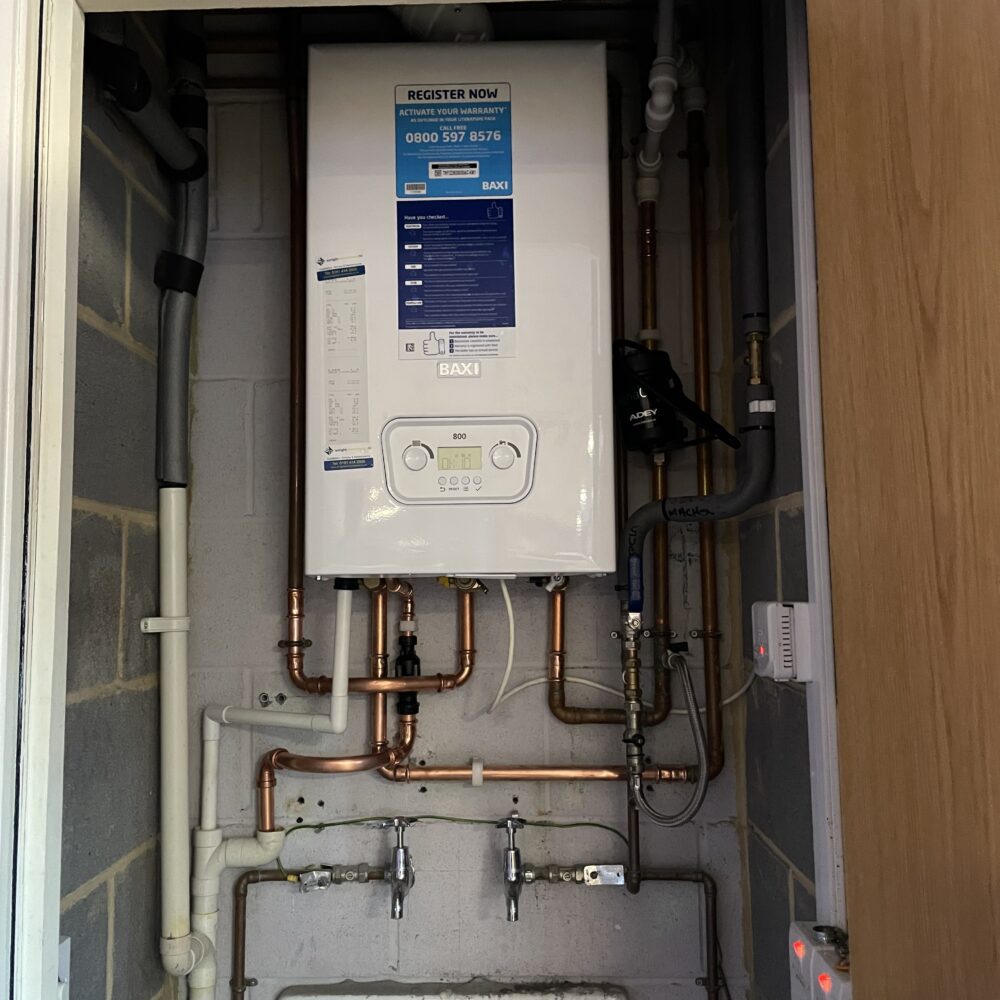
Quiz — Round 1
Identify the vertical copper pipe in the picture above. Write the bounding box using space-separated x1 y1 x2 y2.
231 870 300 999
639 200 658 343
687 109 723 778
626 797 642 894
282 18 317 694
639 189 671 710
257 759 276 833
370 583 388 750
652 456 671 658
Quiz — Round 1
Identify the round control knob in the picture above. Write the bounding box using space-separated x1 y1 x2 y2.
403 445 428 472
490 443 517 470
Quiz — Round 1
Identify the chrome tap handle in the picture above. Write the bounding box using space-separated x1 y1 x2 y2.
387 817 415 920
496 812 525 922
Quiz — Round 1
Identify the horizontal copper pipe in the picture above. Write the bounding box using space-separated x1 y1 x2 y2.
547 587 669 726
288 585 474 695
382 759 691 784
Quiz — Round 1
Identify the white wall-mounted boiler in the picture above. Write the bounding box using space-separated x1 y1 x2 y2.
305 42 615 577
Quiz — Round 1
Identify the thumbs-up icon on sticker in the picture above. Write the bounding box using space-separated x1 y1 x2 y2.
423 331 445 356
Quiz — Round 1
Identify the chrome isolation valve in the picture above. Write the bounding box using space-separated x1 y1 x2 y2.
497 812 525 922
383 817 415 919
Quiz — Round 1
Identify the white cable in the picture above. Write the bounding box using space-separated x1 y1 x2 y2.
486 579 516 714
494 668 757 712
671 668 757 715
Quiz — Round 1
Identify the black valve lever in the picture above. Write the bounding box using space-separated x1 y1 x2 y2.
613 340 741 453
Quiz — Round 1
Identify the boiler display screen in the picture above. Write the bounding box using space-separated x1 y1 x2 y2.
437 446 482 471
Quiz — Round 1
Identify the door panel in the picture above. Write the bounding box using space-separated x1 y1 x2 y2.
807 0 1000 993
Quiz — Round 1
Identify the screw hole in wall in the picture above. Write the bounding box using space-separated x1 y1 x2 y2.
512 796 519 805
418 759 426 766
418 786 428 793
295 817 303 824
297 796 305 805
317 800 325 808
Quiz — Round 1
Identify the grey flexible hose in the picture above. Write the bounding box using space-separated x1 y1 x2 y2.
630 652 709 827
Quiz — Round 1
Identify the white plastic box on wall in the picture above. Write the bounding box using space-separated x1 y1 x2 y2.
304 42 615 578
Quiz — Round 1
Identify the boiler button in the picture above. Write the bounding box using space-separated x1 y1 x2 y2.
438 476 446 485
403 445 428 472
473 475 482 485
449 476 459 485
490 443 516 470
461 475 470 485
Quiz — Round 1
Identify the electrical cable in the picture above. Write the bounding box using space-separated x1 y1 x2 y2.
629 652 709 827
486 578 516 713
493 667 756 713
281 813 628 846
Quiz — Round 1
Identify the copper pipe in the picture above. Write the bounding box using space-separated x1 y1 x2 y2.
639 200 658 344
256 717 417 831
371 584 388 750
651 457 671 655
290 585 473 695
687 109 723 779
382 759 690 783
386 578 415 621
231 870 298 999
547 587 669 726
283 19 313 694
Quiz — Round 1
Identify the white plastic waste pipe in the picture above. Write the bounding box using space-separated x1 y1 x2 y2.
637 0 678 178
159 487 191 945
330 588 353 732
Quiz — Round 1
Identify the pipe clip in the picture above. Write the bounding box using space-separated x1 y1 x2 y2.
689 628 722 640
141 615 191 634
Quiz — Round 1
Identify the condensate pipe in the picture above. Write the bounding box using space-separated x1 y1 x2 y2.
547 585 669 726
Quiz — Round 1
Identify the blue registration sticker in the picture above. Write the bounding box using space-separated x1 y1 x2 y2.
395 83 512 199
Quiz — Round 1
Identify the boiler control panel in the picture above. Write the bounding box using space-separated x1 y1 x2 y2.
382 416 536 504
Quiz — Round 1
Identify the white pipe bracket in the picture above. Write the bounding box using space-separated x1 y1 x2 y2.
141 615 191 633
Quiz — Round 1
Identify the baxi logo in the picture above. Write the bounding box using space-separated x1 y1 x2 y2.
437 361 482 378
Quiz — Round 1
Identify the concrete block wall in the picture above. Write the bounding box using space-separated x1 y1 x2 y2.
189 72 750 1000
729 4 817 1000
60 15 173 1000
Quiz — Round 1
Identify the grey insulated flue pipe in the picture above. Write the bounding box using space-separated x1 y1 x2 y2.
85 18 209 485
618 388 774 612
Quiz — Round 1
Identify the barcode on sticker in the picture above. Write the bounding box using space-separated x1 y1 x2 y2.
429 161 480 179
404 182 427 194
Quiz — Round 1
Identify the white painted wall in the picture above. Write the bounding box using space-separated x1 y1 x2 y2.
189 69 748 1000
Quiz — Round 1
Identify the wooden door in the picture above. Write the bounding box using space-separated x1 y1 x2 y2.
807 1 1000 993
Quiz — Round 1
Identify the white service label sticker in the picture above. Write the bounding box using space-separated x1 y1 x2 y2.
317 262 374 470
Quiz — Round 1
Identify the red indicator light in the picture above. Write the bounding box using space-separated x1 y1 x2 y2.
818 973 833 994
758 645 766 655
792 939 806 960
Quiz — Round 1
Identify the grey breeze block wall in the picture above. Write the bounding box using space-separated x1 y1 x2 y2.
730 3 817 1000
60 15 174 1000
